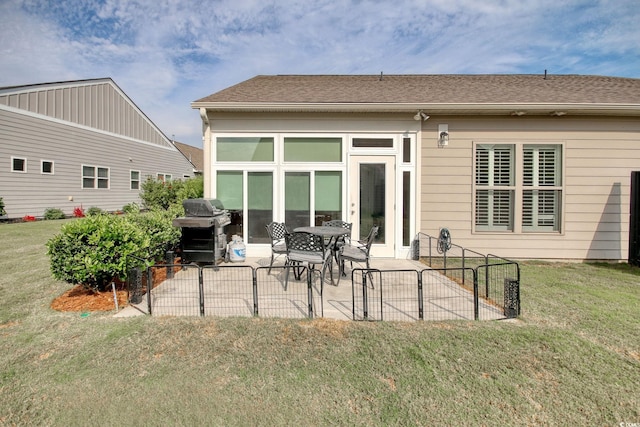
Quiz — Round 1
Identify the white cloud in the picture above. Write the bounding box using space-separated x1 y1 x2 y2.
1 0 638 147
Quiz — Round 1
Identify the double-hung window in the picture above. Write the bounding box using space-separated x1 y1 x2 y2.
522 145 562 232
474 143 562 233
475 144 515 231
130 170 140 190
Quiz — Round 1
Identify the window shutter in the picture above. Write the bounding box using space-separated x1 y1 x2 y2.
475 147 489 185
493 146 513 186
523 145 561 232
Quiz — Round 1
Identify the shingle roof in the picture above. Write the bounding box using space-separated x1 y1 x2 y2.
173 141 203 172
193 74 640 107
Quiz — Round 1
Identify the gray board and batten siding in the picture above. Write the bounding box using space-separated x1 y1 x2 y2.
0 79 195 218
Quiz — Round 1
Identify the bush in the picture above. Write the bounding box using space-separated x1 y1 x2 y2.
122 202 140 214
126 209 181 261
139 177 179 210
73 206 85 218
47 215 150 291
139 176 203 210
86 206 104 216
176 175 204 201
0 197 6 216
44 208 66 220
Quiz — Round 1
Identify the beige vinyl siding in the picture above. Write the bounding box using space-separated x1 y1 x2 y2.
420 116 640 261
0 106 194 218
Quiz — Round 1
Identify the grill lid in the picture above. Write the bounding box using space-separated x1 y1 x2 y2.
183 198 225 217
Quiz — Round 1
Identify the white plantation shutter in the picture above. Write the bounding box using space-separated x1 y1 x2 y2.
475 145 514 231
523 145 561 232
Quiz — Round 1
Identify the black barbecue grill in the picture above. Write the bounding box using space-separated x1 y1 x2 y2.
172 199 231 263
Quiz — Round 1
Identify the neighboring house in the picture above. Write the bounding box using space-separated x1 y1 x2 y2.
0 78 195 218
173 140 204 175
192 74 640 261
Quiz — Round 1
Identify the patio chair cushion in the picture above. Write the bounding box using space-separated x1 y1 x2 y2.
273 241 287 253
340 244 367 262
287 250 327 265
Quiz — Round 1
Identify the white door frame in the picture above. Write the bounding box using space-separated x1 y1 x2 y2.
348 155 396 257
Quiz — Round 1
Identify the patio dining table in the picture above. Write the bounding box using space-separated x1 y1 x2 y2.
293 226 351 239
294 225 351 267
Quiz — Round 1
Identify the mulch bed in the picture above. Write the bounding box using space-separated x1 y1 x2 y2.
51 260 182 312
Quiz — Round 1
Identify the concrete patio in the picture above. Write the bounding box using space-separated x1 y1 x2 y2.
116 257 506 321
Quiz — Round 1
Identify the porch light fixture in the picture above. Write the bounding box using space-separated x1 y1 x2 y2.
438 124 449 147
414 111 430 121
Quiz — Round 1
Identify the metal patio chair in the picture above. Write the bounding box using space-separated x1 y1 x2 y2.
284 231 334 292
337 225 379 285
266 222 290 274
321 220 352 244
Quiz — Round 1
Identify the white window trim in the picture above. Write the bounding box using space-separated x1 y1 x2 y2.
11 156 27 173
281 133 345 164
41 160 54 175
130 170 141 190
156 173 172 182
214 134 278 164
82 164 110 190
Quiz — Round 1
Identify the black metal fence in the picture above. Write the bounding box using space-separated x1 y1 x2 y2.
126 256 519 322
407 232 521 319
128 264 324 319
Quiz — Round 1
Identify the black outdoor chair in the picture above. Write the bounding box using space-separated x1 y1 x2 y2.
284 231 334 293
322 219 352 244
322 219 352 261
266 222 290 274
337 225 379 285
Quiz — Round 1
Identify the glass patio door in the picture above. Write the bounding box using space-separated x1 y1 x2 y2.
349 156 395 257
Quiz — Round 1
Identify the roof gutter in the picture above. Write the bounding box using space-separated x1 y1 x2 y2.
191 102 640 116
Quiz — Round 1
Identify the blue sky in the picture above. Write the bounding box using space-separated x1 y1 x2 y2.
1 0 638 148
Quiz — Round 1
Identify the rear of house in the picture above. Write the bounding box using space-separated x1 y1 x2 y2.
192 74 640 261
0 78 195 218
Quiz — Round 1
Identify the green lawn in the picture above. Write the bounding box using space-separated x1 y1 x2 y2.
1 220 638 426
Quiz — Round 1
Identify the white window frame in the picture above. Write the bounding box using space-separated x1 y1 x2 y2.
11 156 27 173
282 134 344 164
41 160 54 175
130 170 141 190
82 165 110 189
157 173 172 182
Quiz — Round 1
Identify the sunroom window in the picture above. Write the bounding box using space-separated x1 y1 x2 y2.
283 137 342 162
217 137 274 162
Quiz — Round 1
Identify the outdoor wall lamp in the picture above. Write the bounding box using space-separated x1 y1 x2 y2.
438 124 449 147
414 111 430 121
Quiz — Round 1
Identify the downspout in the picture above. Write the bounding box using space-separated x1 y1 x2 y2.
199 108 212 197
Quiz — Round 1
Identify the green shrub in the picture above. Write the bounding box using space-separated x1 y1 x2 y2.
86 206 104 216
126 209 181 261
176 175 204 201
43 208 66 220
0 197 5 216
139 177 179 210
139 176 203 210
122 202 140 214
46 215 149 291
